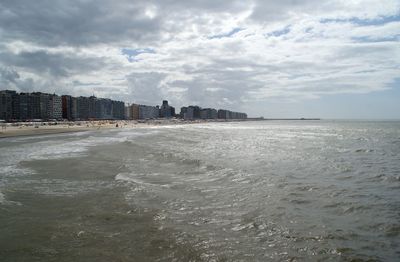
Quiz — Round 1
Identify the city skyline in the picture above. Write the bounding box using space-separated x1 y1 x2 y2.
0 1 399 119
0 89 247 121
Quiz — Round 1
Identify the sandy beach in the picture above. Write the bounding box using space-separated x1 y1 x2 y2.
0 120 142 138
0 119 229 138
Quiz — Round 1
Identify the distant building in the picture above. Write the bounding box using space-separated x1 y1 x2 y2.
184 107 194 120
1 90 247 122
76 96 90 120
217 109 228 119
18 92 29 120
48 94 62 119
71 97 78 120
0 90 16 121
218 109 247 119
180 107 187 118
200 108 218 119
139 104 159 119
125 105 132 120
88 96 97 119
180 106 219 120
131 104 140 120
96 98 113 119
112 100 125 119
200 109 207 119
28 92 50 120
160 100 174 118
62 95 73 120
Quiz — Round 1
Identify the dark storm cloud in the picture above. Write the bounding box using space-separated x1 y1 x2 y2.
0 0 250 48
0 50 107 77
0 0 162 47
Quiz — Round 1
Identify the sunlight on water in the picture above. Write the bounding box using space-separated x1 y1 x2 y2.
0 121 399 261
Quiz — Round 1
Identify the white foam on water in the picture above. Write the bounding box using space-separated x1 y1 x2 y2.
0 131 143 177
0 129 160 202
9 130 92 143
0 191 5 204
24 179 116 197
115 172 141 183
0 189 21 206
115 172 166 188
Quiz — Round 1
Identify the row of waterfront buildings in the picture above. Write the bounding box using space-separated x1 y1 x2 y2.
0 90 247 122
124 101 247 121
0 90 124 121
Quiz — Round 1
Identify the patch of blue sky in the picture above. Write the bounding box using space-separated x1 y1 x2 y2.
265 25 291 38
208 27 244 39
121 48 155 62
352 35 400 43
72 80 101 86
320 14 400 26
304 27 313 33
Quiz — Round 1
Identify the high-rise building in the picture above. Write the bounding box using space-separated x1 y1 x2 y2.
139 104 159 119
18 93 29 120
191 106 201 119
111 100 125 120
131 104 140 120
76 96 90 120
28 92 50 120
62 95 73 120
0 90 16 121
95 98 113 119
71 97 78 120
180 107 187 118
200 108 218 119
48 94 62 119
218 109 247 119
125 105 132 120
2 90 247 122
184 107 194 120
160 100 173 118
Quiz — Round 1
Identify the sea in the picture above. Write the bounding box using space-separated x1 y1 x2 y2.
0 120 399 261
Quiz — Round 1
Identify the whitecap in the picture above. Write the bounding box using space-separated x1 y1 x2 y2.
0 190 21 206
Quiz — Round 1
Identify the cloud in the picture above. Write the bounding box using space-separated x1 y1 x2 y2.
0 0 399 116
0 50 109 77
122 48 156 62
0 0 163 47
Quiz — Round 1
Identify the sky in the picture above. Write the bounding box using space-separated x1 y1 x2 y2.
0 0 399 119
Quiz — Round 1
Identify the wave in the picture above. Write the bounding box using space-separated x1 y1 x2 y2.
0 189 21 206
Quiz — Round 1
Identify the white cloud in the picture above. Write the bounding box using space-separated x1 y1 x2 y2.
0 0 399 115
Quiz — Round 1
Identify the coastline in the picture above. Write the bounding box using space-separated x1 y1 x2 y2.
0 120 158 139
0 118 324 139
0 119 243 139
0 126 96 138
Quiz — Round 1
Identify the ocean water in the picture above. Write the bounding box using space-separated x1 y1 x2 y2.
0 120 399 261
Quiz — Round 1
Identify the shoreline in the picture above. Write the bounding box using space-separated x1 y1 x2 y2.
0 126 96 138
0 118 324 139
0 119 244 139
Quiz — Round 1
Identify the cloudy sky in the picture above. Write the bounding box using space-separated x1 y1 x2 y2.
0 0 399 118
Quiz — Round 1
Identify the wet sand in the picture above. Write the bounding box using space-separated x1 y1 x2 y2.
0 127 94 138
0 121 140 139
0 119 216 138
